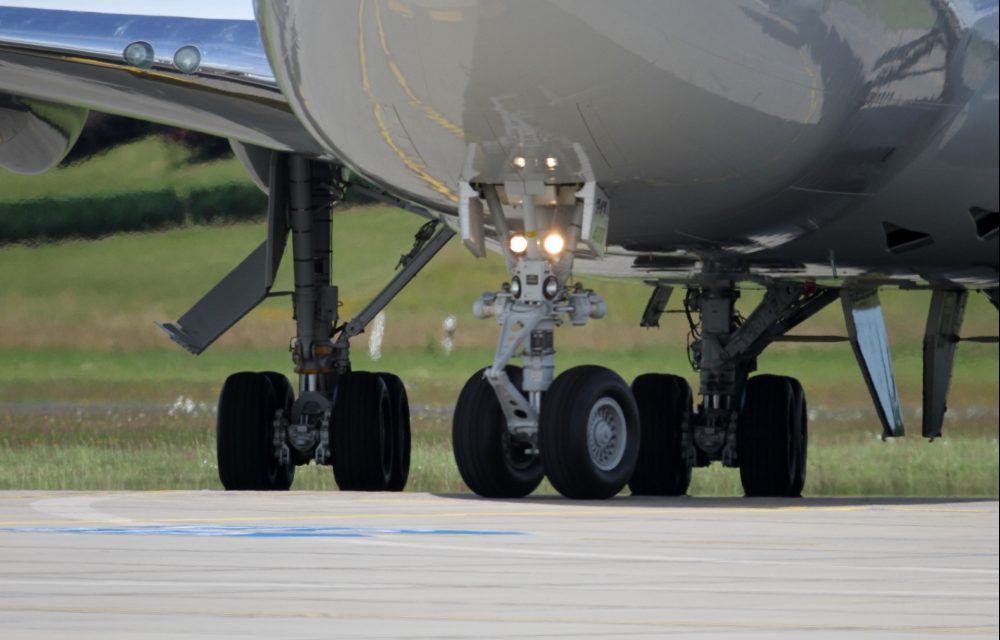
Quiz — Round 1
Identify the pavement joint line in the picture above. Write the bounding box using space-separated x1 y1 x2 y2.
578 536 821 547
0 603 994 633
1 579 996 600
321 535 1000 575
0 523 526 538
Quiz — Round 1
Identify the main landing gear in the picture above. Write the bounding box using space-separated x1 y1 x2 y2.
161 153 452 491
667 282 820 497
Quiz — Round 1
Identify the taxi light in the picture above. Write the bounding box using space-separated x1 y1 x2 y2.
509 233 529 254
543 232 565 256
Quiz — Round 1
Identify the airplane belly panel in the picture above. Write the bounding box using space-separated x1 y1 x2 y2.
261 0 996 266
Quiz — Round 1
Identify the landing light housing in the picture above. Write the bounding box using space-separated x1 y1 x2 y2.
509 233 529 255
174 45 202 74
543 232 565 256
510 276 522 299
123 41 155 69
543 276 560 300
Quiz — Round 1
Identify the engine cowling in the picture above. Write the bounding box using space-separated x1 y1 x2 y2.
0 93 88 175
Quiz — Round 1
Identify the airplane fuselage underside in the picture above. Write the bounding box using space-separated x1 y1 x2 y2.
260 0 999 284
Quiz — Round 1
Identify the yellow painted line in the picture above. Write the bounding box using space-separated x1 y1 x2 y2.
373 0 468 140
358 0 457 202
888 506 995 514
50 54 287 109
428 10 463 23
800 48 820 124
387 0 412 18
0 604 994 634
62 54 178 81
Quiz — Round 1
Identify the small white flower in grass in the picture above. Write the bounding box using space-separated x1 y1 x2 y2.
441 315 457 355
168 396 197 416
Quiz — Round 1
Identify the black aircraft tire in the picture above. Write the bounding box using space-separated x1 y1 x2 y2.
452 367 543 498
540 366 640 500
629 373 693 496
259 371 296 490
378 372 411 492
787 378 808 497
738 375 806 497
331 372 393 491
217 372 288 491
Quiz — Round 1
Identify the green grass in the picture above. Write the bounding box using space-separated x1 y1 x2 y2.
0 137 250 203
1 404 995 496
0 145 997 497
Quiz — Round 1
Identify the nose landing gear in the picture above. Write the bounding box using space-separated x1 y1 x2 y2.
453 182 641 499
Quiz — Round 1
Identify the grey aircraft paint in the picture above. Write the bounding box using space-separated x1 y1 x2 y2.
258 0 998 284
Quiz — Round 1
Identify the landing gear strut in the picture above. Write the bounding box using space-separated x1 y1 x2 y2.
669 277 837 497
163 153 453 491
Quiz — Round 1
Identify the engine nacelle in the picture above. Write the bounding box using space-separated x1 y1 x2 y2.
0 94 87 175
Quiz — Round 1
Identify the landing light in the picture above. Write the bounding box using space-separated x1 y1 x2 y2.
174 45 202 74
544 156 559 170
543 232 565 256
512 156 527 169
509 233 529 255
123 41 155 69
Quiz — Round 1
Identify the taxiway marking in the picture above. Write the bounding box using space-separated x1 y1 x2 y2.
0 524 524 538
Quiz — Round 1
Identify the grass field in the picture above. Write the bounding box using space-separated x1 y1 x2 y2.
0 142 997 497
0 137 250 203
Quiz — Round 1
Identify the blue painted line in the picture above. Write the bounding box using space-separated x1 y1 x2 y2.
0 525 525 538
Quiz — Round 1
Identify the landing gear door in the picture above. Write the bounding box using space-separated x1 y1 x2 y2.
575 182 610 257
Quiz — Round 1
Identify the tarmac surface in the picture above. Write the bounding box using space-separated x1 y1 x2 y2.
0 491 996 639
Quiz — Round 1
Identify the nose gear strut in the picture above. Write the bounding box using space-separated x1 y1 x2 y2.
453 181 640 499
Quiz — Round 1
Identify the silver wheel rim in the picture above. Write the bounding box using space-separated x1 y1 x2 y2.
587 397 627 471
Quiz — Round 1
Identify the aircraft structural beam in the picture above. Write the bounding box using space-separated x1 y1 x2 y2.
287 155 337 390
336 221 454 346
684 282 839 466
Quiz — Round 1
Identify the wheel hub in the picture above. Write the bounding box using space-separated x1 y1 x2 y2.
587 397 627 471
